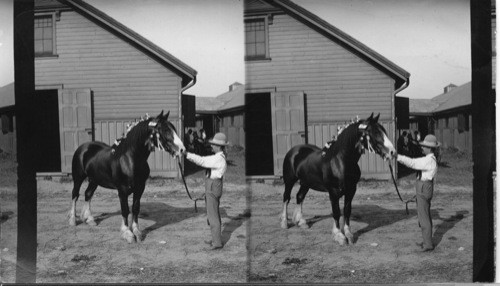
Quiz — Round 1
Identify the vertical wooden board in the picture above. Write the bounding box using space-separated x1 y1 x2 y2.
314 125 322 147
322 124 330 144
94 122 101 141
109 121 117 145
239 128 245 148
101 122 109 144
154 151 162 171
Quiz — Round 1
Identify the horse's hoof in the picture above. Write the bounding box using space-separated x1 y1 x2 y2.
86 219 97 226
333 234 347 245
345 233 354 244
69 218 76 226
121 229 135 243
133 229 143 242
298 220 309 229
280 220 289 229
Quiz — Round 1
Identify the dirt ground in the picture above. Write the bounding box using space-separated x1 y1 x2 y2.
0 148 473 283
247 149 473 283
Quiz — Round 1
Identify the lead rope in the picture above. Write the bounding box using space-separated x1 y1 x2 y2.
388 162 415 215
177 159 205 212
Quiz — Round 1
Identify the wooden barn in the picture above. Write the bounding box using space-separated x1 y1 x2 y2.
0 82 16 155
34 0 197 177
244 0 410 179
409 82 472 153
195 82 245 148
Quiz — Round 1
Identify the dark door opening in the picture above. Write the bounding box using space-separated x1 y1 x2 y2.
34 89 61 172
245 93 274 176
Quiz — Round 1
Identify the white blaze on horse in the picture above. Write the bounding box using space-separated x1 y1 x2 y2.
280 113 396 245
68 110 185 243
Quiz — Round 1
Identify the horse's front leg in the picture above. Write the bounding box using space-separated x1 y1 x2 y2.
118 190 134 243
343 187 356 244
131 184 146 242
328 190 346 245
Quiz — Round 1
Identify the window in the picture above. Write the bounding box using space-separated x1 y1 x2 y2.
245 17 269 60
35 14 56 57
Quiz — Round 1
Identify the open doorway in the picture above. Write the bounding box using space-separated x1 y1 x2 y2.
245 92 274 176
34 89 61 172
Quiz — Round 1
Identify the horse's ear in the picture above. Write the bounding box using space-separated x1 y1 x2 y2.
164 110 170 120
374 113 380 122
157 110 164 119
368 112 374 121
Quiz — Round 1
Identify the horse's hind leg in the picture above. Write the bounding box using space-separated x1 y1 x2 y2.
292 185 309 229
80 182 98 226
69 177 84 226
280 176 297 229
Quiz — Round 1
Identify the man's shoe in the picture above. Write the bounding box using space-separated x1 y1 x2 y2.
420 247 434 252
206 245 223 251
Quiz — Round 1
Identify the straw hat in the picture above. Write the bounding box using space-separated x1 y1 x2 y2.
419 134 441 148
208 132 228 146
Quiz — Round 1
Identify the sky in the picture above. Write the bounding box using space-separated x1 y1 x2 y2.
0 0 471 99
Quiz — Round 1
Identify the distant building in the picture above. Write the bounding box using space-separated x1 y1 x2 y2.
0 83 16 155
409 82 471 153
195 82 245 148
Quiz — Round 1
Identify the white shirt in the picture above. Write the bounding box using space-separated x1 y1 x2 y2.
397 153 437 181
186 151 226 179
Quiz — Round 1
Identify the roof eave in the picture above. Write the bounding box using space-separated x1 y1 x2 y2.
266 0 410 85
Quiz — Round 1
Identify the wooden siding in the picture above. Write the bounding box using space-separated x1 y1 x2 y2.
94 119 179 177
245 14 395 123
218 112 245 148
0 117 16 155
308 120 395 180
434 115 472 153
35 10 182 120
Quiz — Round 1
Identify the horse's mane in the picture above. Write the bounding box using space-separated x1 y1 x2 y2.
111 116 153 155
323 120 362 159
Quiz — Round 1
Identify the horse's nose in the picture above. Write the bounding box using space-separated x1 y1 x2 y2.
390 149 397 158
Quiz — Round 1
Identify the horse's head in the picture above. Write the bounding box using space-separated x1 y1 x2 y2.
151 110 185 157
357 113 396 161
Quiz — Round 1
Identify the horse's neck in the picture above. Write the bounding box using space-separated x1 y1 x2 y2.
334 129 362 163
119 126 153 160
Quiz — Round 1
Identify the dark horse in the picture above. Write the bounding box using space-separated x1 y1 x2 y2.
280 113 396 245
68 111 185 243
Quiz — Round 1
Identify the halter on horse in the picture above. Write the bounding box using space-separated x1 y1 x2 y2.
68 110 185 243
280 113 396 245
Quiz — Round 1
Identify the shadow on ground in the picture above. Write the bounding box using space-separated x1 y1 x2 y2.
303 205 468 245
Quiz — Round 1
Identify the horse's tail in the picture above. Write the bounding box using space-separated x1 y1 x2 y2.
72 144 87 181
282 146 300 203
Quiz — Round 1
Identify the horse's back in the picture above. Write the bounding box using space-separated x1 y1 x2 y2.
72 141 110 174
283 144 321 179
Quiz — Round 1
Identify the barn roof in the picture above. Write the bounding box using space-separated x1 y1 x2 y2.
249 0 410 89
410 81 471 115
54 0 197 87
0 82 15 108
196 82 245 113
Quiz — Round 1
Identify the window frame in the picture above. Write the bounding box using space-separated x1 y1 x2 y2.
244 16 271 61
35 12 59 58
